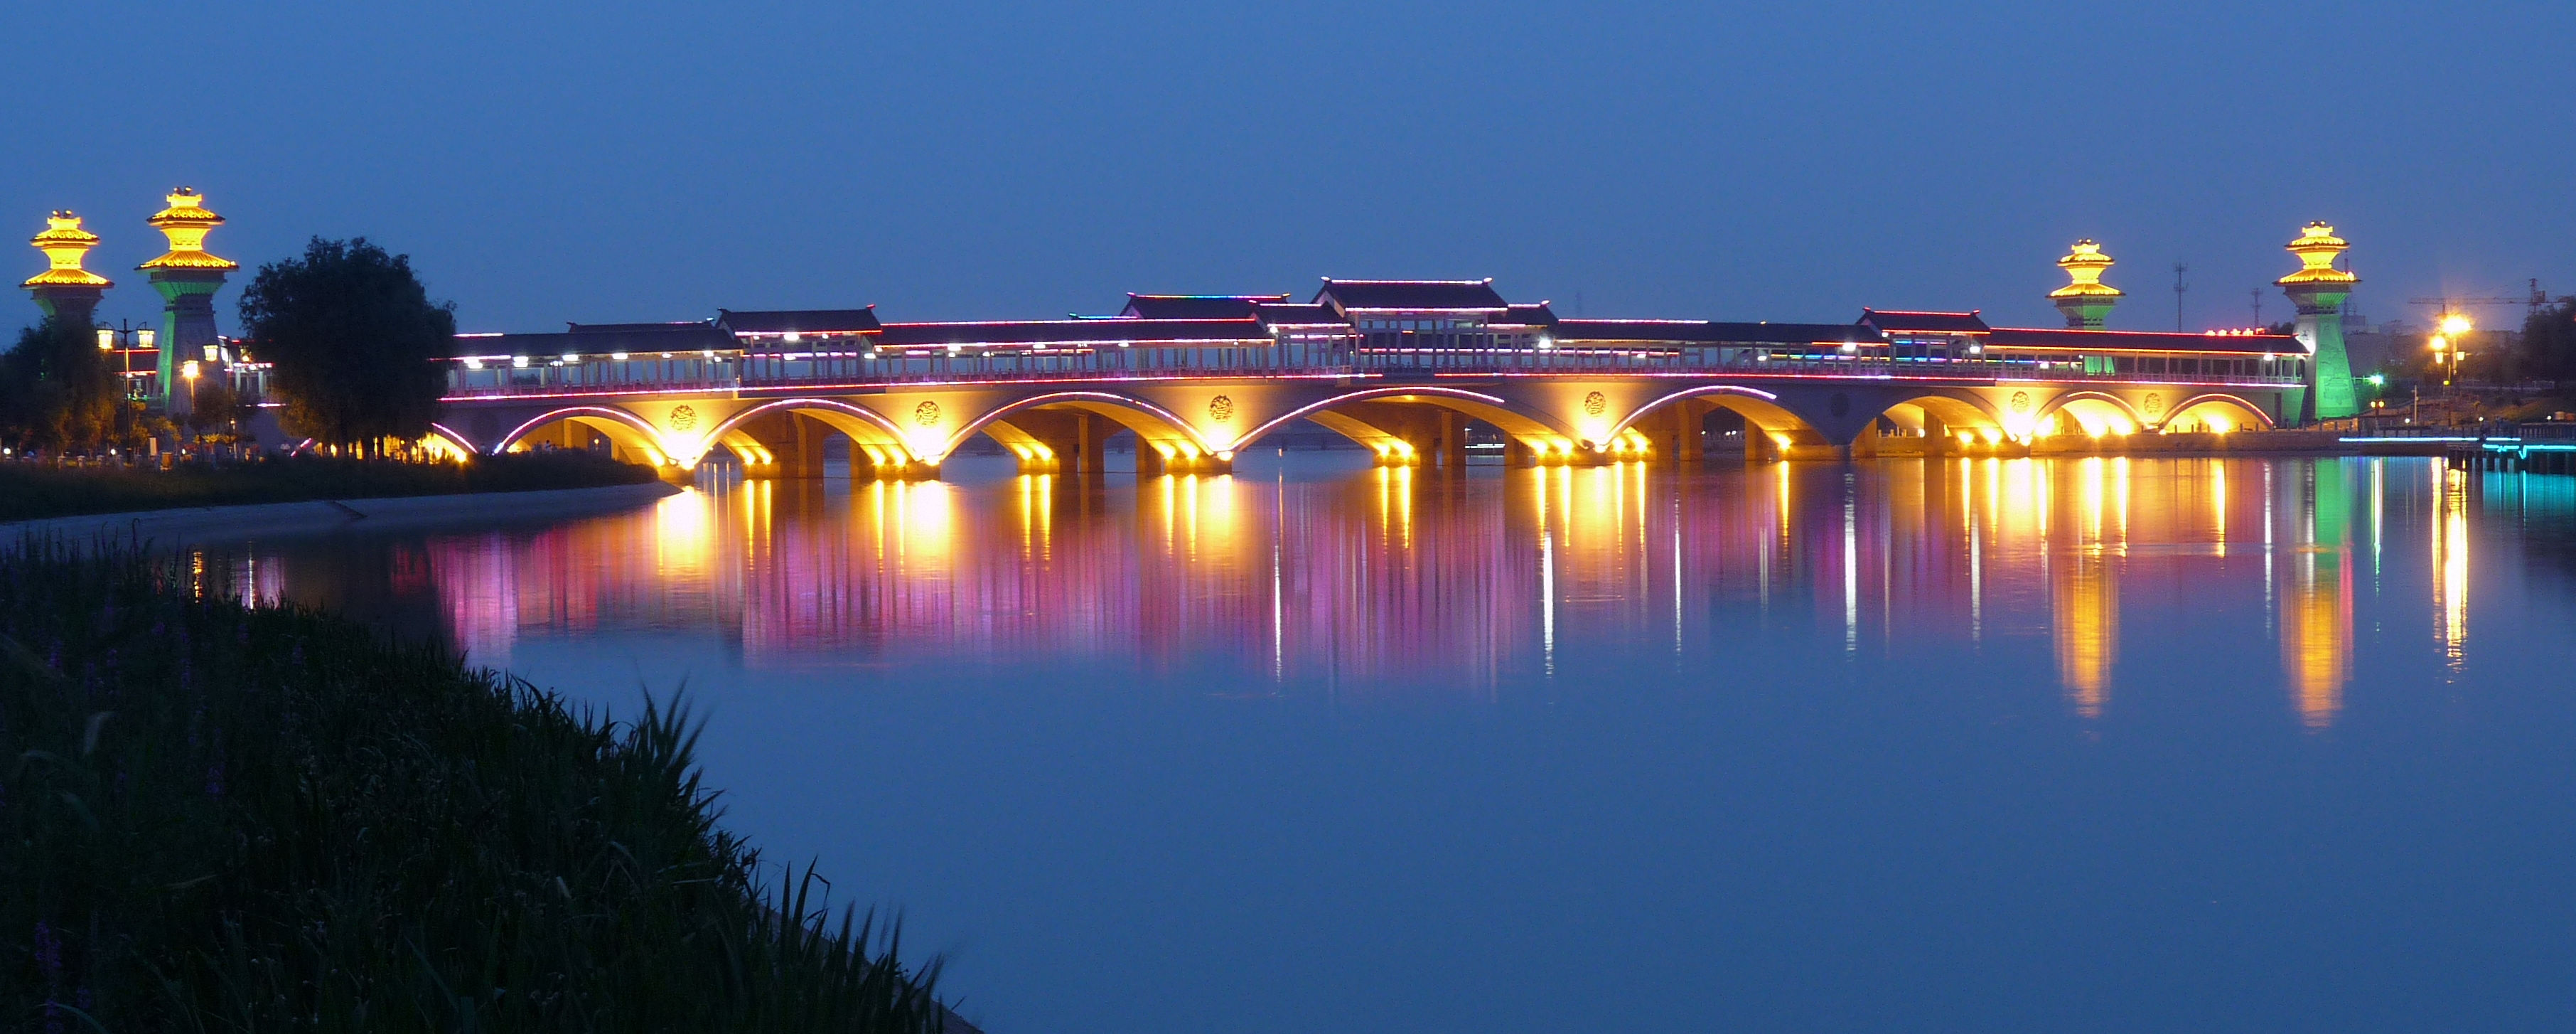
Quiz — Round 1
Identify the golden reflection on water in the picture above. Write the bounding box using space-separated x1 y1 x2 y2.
2437 465 2471 671
2054 550 2117 719
355 456 2527 726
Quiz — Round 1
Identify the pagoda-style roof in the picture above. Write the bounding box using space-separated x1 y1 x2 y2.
714 307 884 336
1503 302 1558 326
451 324 734 359
24 212 110 289
2277 222 2358 287
2049 239 2124 299
138 188 237 272
1985 326 2299 356
568 321 715 334
1859 309 1990 335
1314 279 1510 312
875 318 1272 348
1250 302 1346 328
1551 319 1876 346
1119 294 1291 320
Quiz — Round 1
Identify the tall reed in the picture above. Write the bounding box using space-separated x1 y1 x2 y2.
0 538 950 1032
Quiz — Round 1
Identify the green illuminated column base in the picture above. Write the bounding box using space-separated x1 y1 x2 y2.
2288 286 2358 422
149 268 227 410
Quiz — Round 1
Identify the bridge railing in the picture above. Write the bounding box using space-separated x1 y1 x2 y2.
442 345 2306 399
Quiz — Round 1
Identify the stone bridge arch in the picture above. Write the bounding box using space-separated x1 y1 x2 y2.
1233 385 1579 467
946 390 1218 474
707 398 926 477
2161 392 2276 432
1606 384 1840 462
424 421 480 461
2036 390 2148 437
493 406 675 468
1855 390 2012 454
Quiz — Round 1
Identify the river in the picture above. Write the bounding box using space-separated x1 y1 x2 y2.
196 453 2576 1033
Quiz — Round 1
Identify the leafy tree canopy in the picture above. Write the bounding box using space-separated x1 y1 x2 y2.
0 315 122 453
2522 301 2576 385
237 238 456 450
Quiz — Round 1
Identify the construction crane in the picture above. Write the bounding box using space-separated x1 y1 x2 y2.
2409 279 2570 322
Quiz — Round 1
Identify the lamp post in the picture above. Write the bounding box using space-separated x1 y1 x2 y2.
2429 313 2472 425
93 319 158 398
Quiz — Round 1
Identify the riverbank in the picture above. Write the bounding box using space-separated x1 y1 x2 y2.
0 540 955 1030
1 479 682 545
0 451 662 523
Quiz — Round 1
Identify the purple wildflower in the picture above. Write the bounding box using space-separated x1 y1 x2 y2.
33 920 61 983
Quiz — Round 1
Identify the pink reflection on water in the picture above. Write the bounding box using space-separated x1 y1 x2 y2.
399 457 2381 722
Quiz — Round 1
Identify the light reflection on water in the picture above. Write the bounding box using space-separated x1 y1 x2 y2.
191 454 2576 1033
358 456 2392 725
195 454 2537 742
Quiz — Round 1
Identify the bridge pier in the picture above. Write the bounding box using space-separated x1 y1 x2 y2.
1744 428 1778 464
788 416 827 478
1665 406 1703 466
995 411 1111 476
1133 446 1230 477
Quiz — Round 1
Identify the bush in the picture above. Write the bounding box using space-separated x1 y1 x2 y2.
0 540 948 1032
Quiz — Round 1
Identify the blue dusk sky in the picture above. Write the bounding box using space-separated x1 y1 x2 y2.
2 1 2568 335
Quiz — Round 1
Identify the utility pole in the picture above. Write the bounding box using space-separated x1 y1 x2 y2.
2172 262 2189 331
2250 286 2263 329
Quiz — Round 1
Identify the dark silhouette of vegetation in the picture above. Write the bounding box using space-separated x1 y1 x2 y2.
181 375 254 444
1 540 951 1032
0 316 150 457
237 238 456 454
2522 301 2576 385
0 450 660 523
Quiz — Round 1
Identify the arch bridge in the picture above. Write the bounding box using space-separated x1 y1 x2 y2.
436 291 2309 481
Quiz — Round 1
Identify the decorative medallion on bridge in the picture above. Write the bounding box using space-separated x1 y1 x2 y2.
913 400 942 427
1581 391 1607 417
1208 395 1235 422
667 405 698 432
2009 390 2032 415
2144 393 2166 416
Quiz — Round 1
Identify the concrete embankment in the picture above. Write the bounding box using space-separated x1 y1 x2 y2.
3 481 682 547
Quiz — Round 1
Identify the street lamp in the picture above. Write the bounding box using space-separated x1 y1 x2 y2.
2428 313 2474 426
93 320 159 396
2430 313 2471 388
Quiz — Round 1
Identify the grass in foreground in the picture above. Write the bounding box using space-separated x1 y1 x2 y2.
0 451 662 523
1 540 949 1032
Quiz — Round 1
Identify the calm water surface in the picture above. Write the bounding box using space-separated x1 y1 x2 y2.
207 454 2576 1033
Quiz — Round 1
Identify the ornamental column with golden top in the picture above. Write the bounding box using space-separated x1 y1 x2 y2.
2277 222 2359 422
23 211 112 329
139 188 240 411
2049 238 2122 329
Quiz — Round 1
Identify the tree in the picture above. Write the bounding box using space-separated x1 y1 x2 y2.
183 375 252 442
0 316 119 454
237 238 455 453
2521 301 2576 385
